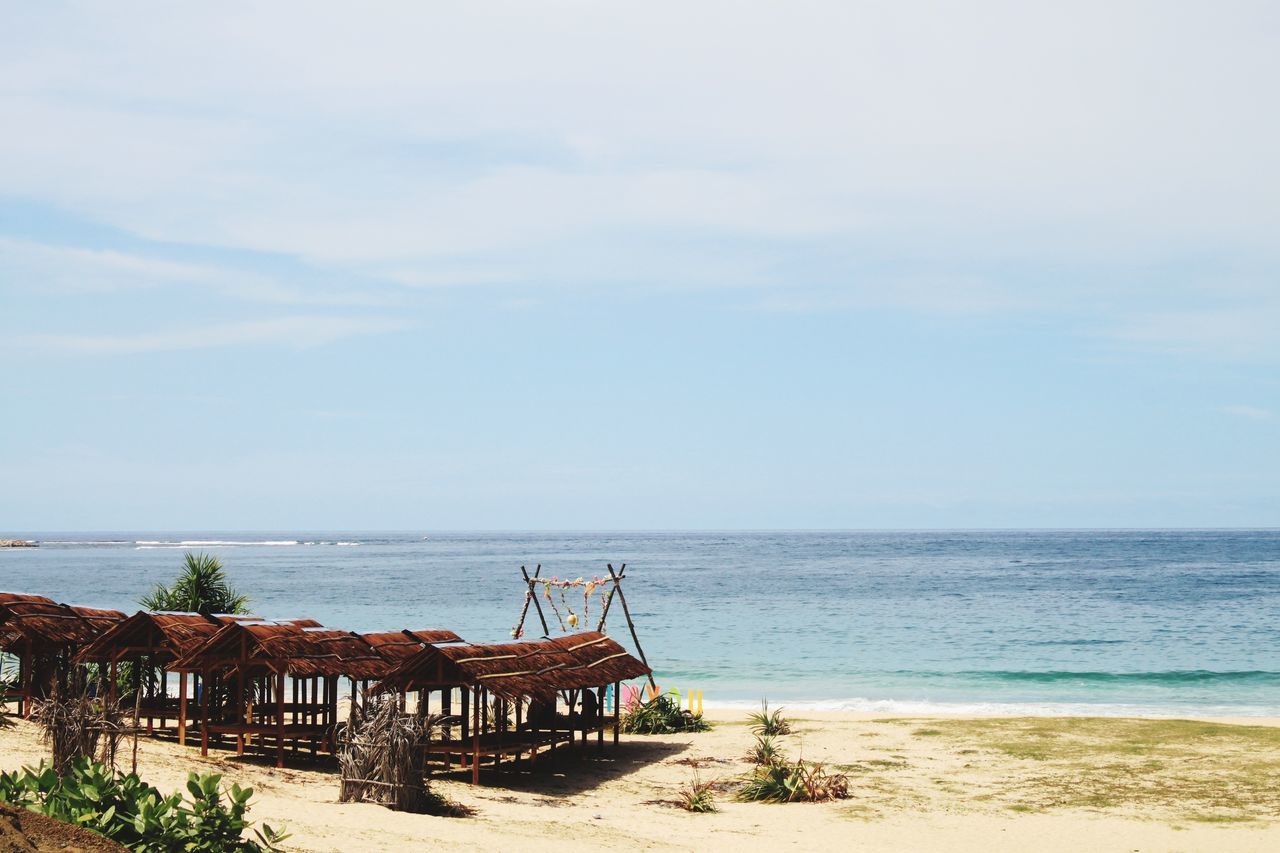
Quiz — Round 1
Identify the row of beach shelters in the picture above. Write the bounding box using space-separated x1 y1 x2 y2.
0 592 127 716
3 590 652 782
372 631 651 784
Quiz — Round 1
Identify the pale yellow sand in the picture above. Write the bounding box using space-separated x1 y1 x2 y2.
3 710 1279 852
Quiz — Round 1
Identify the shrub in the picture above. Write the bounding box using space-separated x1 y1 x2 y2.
679 772 717 813
747 700 791 736
0 758 288 852
746 734 783 766
140 552 250 616
621 694 710 735
736 759 849 804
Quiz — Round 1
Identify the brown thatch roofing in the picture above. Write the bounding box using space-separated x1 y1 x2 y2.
0 594 126 649
0 593 57 607
374 631 649 700
74 611 258 664
361 629 464 661
172 621 390 679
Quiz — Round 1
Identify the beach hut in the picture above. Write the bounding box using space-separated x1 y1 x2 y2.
73 611 260 743
358 629 464 715
373 631 650 783
172 620 390 767
0 593 126 717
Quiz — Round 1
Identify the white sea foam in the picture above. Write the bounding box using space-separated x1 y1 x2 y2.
701 697 1280 718
135 540 300 547
42 540 130 545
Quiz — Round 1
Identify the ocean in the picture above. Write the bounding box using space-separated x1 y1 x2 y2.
4 530 1278 716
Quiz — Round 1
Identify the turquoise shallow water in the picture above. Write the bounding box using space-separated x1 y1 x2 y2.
4 530 1278 715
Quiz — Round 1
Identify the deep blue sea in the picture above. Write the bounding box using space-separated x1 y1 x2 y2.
4 530 1278 716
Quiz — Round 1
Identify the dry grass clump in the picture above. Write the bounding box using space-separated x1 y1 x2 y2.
32 687 129 774
737 759 850 803
678 771 717 813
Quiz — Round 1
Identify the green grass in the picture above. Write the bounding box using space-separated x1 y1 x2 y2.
678 772 717 813
747 701 792 737
621 694 710 735
904 717 1280 823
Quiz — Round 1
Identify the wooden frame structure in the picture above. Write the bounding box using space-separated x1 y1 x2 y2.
73 611 258 743
172 620 390 767
517 563 657 689
373 631 650 784
0 593 125 717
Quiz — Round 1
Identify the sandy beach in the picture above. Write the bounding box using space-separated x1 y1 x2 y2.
3 709 1278 852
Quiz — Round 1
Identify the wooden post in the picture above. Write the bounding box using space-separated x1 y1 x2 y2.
595 567 624 631
178 671 188 746
234 667 245 756
613 681 621 744
606 564 657 689
17 643 28 718
471 686 481 785
522 564 551 637
597 687 605 754
200 668 210 757
276 669 286 768
495 696 504 772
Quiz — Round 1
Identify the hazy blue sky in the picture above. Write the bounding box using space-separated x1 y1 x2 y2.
3 2 1278 529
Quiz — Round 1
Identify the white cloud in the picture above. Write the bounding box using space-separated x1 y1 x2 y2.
1222 405 1274 421
1108 302 1280 361
3 3 1278 259
9 315 409 355
0 237 397 306
1 1 1279 351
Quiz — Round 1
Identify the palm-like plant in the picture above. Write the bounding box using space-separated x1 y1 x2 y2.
140 552 250 615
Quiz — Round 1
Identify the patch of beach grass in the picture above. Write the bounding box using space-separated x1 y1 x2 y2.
907 717 1280 822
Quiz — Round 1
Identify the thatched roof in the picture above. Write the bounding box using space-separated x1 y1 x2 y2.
374 631 649 700
0 593 126 650
172 620 390 679
360 629 464 661
74 611 257 664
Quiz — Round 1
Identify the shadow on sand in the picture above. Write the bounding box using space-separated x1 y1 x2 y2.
205 735 693 797
430 737 693 797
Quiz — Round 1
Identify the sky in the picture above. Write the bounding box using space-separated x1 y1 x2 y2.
2 1 1278 530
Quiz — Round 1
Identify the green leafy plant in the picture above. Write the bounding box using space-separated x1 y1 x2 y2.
747 734 783 766
140 551 251 615
747 700 791 736
0 758 288 851
0 653 14 718
621 694 710 735
678 771 717 813
736 759 849 803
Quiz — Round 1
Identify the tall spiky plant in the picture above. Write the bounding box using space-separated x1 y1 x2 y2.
140 551 250 616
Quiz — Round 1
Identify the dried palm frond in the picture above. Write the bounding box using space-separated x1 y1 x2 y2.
337 698 467 815
32 682 130 774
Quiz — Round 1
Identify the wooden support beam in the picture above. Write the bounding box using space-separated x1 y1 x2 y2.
613 680 621 744
200 668 210 757
597 687 605 754
471 686 481 785
178 671 188 746
522 564 551 637
276 670 286 768
606 563 657 688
